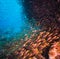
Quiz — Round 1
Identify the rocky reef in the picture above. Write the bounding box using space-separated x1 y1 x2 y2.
1 0 60 59
6 27 60 59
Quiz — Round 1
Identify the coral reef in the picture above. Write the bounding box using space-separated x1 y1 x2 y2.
4 0 60 59
7 26 60 59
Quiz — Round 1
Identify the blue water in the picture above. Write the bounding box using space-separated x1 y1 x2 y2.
0 0 31 40
0 0 24 31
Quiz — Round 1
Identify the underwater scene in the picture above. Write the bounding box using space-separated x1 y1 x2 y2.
0 0 60 59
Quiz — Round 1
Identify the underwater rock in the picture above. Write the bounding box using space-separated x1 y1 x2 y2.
7 29 60 59
2 0 60 59
49 41 60 59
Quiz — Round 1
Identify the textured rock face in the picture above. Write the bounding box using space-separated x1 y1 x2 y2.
49 42 60 59
23 0 60 36
24 0 57 17
22 0 60 28
7 30 60 59
23 0 60 27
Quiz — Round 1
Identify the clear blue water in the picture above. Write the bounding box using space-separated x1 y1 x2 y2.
0 0 25 32
0 0 31 39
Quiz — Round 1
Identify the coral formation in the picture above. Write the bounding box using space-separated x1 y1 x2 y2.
6 0 60 59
